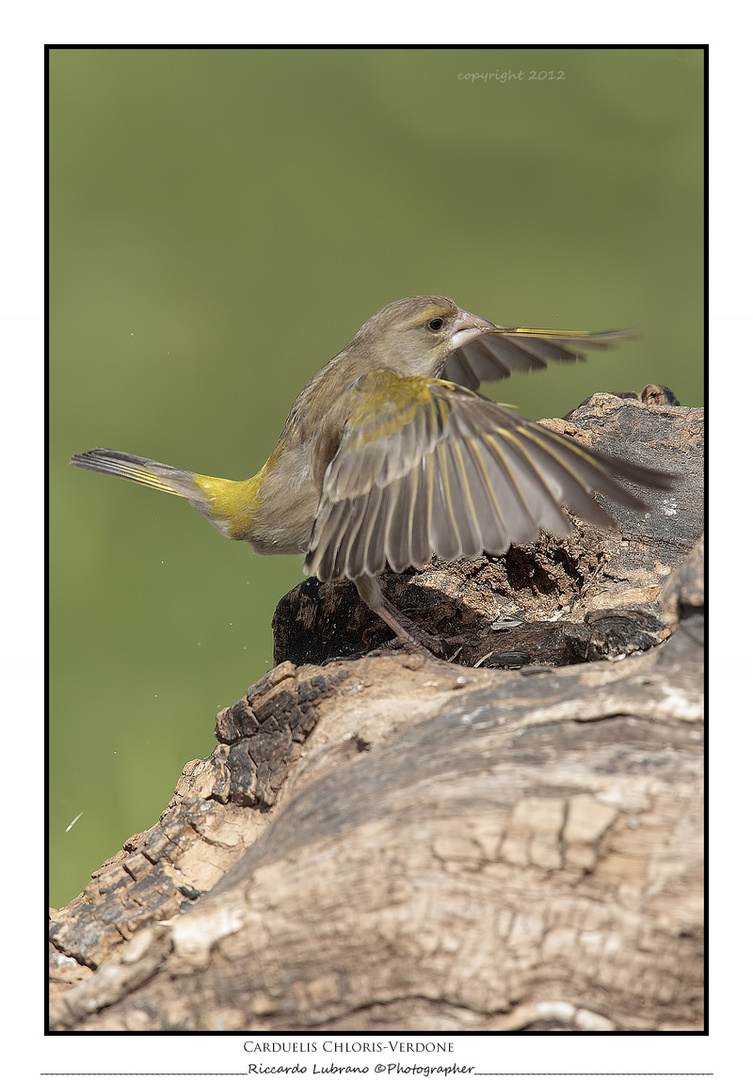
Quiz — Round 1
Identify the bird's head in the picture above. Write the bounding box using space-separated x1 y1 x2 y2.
347 295 495 378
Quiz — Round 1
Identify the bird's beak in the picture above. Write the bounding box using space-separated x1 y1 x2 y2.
449 310 497 352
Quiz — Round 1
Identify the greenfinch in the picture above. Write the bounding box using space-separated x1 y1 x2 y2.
71 296 672 646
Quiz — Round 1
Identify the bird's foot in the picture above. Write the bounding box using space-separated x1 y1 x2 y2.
372 598 463 658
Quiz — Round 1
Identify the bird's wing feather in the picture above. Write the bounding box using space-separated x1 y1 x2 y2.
445 328 636 391
304 370 671 582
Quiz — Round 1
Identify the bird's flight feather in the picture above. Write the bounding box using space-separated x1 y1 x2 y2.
304 370 671 582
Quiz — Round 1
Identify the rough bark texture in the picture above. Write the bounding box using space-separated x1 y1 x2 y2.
49 389 705 1032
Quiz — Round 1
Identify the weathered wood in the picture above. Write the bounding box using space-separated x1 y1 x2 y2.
49 389 704 1032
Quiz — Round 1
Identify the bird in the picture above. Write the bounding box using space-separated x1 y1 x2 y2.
71 295 673 649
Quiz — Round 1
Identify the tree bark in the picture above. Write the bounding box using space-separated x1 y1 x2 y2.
49 389 704 1032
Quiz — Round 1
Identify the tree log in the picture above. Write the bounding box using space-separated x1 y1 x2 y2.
49 388 704 1032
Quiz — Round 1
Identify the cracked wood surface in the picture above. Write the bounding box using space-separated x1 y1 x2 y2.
49 390 704 1032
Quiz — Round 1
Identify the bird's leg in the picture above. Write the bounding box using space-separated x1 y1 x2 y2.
354 574 450 655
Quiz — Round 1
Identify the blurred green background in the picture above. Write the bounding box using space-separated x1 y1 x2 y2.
50 47 704 907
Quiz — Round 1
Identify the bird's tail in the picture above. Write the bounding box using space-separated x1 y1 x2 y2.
70 447 265 541
70 448 204 501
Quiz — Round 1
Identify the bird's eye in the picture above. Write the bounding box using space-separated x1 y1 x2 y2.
427 316 445 331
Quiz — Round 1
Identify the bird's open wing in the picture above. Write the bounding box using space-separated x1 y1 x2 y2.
444 328 636 391
304 370 672 583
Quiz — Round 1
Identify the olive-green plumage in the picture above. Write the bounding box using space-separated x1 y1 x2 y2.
71 296 672 645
